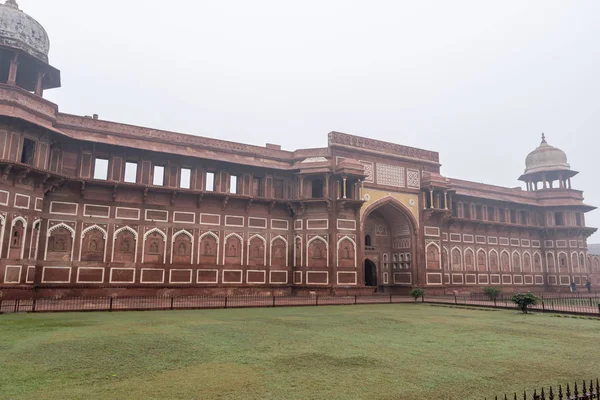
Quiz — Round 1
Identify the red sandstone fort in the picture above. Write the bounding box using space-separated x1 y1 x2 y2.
0 0 598 298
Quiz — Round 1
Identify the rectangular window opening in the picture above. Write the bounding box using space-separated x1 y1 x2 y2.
476 205 483 220
311 179 324 198
229 175 238 194
488 207 496 222
21 138 36 165
555 212 564 226
94 158 109 180
576 213 582 227
520 211 528 225
180 168 191 189
274 179 284 199
205 172 215 192
463 204 471 219
153 165 165 186
510 209 517 224
124 162 137 183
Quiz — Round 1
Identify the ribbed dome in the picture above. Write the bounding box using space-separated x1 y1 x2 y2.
524 134 570 175
0 1 50 63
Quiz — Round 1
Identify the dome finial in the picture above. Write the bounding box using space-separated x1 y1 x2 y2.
541 133 546 143
4 0 19 9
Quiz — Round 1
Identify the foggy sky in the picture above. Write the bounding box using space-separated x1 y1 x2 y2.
18 0 600 241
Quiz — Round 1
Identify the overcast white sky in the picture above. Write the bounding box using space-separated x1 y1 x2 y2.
17 0 600 241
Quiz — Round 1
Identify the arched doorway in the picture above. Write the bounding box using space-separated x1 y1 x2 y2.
361 197 417 288
364 259 377 287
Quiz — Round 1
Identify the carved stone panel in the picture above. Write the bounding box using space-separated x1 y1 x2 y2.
9 219 25 259
248 236 265 267
114 229 137 263
308 238 327 268
464 249 475 271
271 238 287 268
144 231 165 264
46 227 72 261
81 228 106 262
426 245 440 269
172 232 192 264
337 238 355 268
224 235 242 266
199 233 218 265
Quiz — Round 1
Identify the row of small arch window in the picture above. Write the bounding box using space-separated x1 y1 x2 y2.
383 253 411 270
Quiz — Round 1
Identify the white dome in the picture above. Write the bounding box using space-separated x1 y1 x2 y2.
0 1 50 63
524 135 570 175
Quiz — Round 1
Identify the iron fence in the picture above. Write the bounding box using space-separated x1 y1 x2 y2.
0 294 416 314
486 378 599 400
1 292 599 315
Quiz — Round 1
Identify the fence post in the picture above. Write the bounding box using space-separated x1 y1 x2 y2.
354 295 357 305
225 296 228 309
316 295 319 307
14 298 19 313
542 300 545 312
170 296 174 311
32 297 36 313
0 299 2 313
390 294 392 304
272 296 276 308
109 297 113 312
454 293 457 305
597 303 600 315
493 298 497 307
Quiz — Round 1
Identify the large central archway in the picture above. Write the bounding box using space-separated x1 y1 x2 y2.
361 197 418 289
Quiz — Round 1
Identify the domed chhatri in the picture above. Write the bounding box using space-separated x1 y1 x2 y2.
0 0 50 63
524 133 570 175
519 134 577 191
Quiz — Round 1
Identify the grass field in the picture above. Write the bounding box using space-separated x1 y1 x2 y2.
1 305 599 400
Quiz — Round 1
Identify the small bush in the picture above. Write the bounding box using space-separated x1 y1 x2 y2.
511 292 539 314
410 288 424 302
483 287 502 301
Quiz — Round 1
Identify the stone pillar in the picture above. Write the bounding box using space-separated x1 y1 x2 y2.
299 177 304 199
7 53 19 86
559 174 564 188
444 191 448 210
423 191 427 210
429 189 434 209
35 71 45 97
324 174 329 198
542 175 547 189
342 177 347 199
568 178 572 189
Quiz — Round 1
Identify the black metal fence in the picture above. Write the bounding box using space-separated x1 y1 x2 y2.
1 292 599 315
487 378 599 400
0 294 415 314
425 292 600 316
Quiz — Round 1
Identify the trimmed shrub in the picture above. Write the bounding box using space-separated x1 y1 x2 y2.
511 292 539 314
483 287 502 301
410 288 425 302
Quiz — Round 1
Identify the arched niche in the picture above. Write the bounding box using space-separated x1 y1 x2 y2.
337 236 356 268
46 223 74 262
80 225 107 262
247 234 266 267
172 230 193 264
113 226 138 263
271 236 288 268
199 232 219 265
143 228 166 264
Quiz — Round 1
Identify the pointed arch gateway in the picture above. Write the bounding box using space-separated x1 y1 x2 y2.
361 196 418 287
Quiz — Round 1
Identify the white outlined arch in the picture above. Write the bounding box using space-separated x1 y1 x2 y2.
171 229 194 264
142 227 167 264
583 252 590 273
44 222 74 261
337 236 357 268
11 216 28 260
571 251 579 273
511 250 522 272
533 251 543 273
545 251 556 273
500 250 511 272
270 235 289 267
247 233 267 266
450 246 462 271
476 248 488 271
557 251 569 272
112 226 139 263
522 251 532 273
443 246 449 270
294 235 302 267
29 219 41 260
0 214 5 259
198 231 220 265
425 242 441 269
488 249 499 272
307 235 329 267
463 247 475 271
79 224 108 262
223 232 244 266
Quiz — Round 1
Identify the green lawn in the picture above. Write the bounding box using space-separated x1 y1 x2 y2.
1 305 599 400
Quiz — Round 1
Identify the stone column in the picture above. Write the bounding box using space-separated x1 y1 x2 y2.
299 176 304 199
35 71 45 97
342 177 347 199
7 53 19 86
444 191 448 210
324 174 329 198
429 188 434 209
